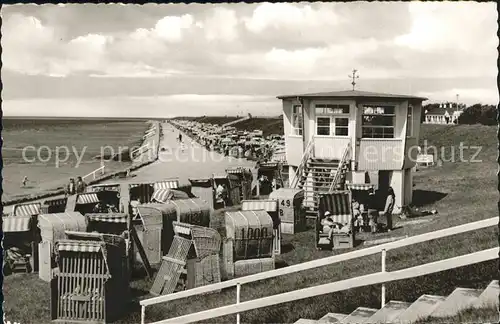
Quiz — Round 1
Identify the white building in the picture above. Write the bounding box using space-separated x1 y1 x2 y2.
277 89 427 216
424 102 465 124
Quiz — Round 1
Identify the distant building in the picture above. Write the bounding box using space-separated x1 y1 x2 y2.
424 102 465 124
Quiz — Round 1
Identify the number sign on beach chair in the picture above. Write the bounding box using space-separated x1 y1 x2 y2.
241 199 281 255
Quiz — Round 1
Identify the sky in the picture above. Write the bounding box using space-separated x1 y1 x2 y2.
1 2 498 117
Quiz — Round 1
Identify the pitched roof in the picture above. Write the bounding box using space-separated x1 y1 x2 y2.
276 89 427 101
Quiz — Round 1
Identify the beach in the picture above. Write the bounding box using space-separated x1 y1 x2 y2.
2 118 153 202
99 121 255 186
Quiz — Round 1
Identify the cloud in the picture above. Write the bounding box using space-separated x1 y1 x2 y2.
395 2 498 53
153 14 194 42
203 7 239 41
1 3 497 106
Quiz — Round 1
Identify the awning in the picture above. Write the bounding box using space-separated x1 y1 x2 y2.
87 213 128 223
153 180 179 190
76 193 100 204
44 198 67 207
13 203 41 216
57 241 102 253
226 167 251 175
346 183 375 191
241 200 278 212
3 216 31 233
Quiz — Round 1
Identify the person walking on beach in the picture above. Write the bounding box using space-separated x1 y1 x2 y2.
178 133 182 143
75 176 87 194
21 176 28 188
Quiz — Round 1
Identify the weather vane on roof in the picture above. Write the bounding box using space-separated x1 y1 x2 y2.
349 69 359 90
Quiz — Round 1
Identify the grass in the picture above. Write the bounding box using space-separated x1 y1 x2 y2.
3 124 498 324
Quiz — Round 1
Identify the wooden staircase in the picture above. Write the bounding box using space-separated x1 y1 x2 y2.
291 141 351 220
294 280 499 323
300 158 349 219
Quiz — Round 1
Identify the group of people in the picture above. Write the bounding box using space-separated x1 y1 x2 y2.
321 187 396 240
65 176 87 196
92 201 118 213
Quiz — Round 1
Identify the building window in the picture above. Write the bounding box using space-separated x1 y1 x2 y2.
315 104 350 115
362 105 395 138
317 117 331 135
335 117 349 136
406 105 413 137
291 104 303 136
315 103 350 136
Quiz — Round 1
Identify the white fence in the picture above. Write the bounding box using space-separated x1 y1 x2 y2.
82 165 105 182
140 216 498 324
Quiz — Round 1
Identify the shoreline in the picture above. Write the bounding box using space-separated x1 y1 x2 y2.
2 120 161 209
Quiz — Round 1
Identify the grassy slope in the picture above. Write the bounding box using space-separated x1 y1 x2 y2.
3 124 498 324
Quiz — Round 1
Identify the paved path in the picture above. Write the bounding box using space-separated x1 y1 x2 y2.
100 122 255 186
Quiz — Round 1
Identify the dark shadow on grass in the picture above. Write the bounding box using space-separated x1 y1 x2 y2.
354 238 364 247
280 243 295 254
275 260 289 269
412 189 448 207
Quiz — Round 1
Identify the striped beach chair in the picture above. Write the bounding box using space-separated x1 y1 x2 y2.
316 191 355 250
12 202 41 217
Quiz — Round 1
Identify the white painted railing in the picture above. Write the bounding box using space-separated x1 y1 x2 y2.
147 248 499 324
140 216 498 324
290 139 314 188
82 165 105 182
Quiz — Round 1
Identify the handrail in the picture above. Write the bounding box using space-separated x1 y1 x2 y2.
82 165 105 182
328 141 351 193
290 139 314 188
140 216 498 323
146 247 499 324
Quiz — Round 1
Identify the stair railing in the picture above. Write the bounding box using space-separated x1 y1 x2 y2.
290 139 314 188
328 141 351 193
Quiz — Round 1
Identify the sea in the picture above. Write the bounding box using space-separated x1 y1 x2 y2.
1 117 150 201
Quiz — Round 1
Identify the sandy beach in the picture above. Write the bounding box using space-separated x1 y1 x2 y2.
99 121 255 186
2 121 253 214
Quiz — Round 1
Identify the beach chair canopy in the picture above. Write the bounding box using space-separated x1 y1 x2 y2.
3 216 32 233
241 200 278 213
225 210 273 241
38 212 87 243
151 188 189 203
76 193 100 204
88 183 121 192
153 179 179 191
12 202 41 217
318 191 353 225
86 213 128 224
346 183 376 191
167 198 211 227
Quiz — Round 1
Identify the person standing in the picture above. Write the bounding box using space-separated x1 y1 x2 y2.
75 176 87 194
66 178 76 196
383 187 395 232
444 110 450 124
